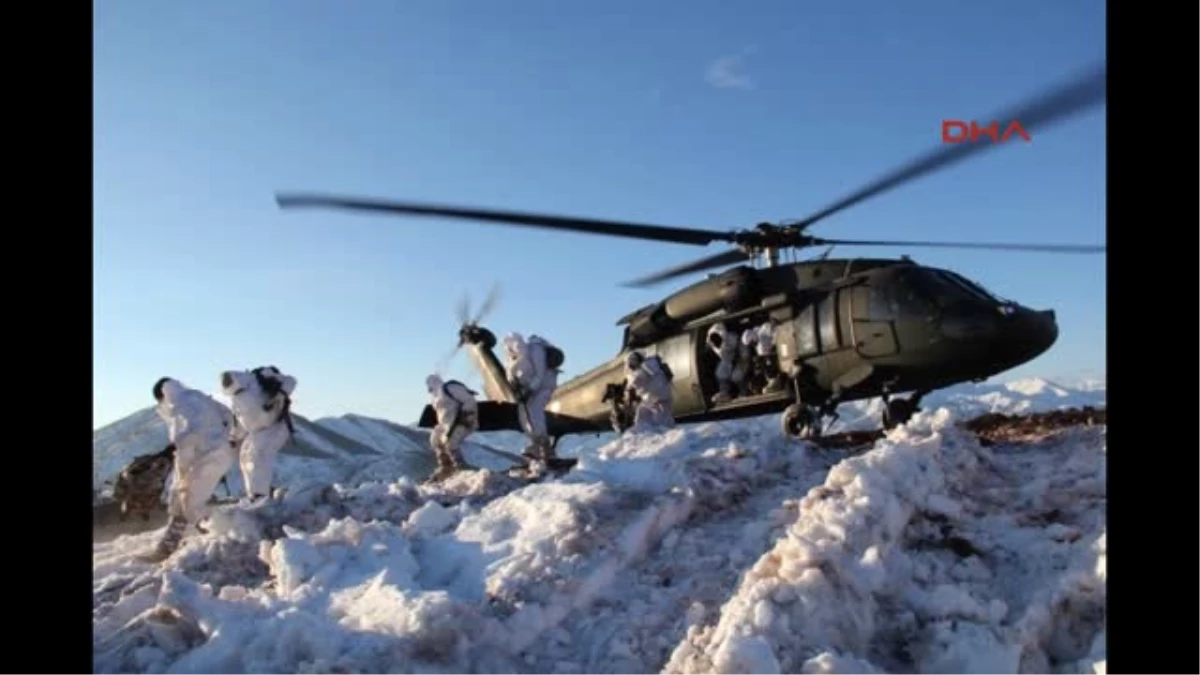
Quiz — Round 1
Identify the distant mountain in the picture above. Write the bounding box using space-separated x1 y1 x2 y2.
93 375 1104 494
828 376 1106 431
96 407 385 494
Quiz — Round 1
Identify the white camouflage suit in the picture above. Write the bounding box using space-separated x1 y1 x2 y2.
624 351 675 431
143 377 238 561
220 366 298 501
752 322 785 392
425 373 478 480
503 332 559 460
706 322 744 403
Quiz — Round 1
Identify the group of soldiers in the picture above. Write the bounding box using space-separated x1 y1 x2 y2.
108 327 696 561
425 331 678 482
110 366 298 562
706 320 786 404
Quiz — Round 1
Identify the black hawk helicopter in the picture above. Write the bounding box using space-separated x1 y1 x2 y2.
275 64 1105 442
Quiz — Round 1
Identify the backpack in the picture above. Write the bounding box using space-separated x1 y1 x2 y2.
252 366 295 435
649 356 674 381
442 379 479 409
530 336 565 370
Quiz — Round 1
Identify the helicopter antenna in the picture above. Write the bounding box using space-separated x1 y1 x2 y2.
274 61 1106 288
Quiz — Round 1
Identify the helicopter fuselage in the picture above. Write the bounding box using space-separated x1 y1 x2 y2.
419 257 1059 437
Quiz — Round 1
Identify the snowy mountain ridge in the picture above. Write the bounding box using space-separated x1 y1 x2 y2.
93 409 508 495
93 376 1105 494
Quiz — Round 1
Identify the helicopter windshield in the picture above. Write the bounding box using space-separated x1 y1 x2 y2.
934 270 1008 305
869 271 936 319
907 268 991 311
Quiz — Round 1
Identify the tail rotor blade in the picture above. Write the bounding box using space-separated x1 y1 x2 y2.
455 294 471 326
435 342 463 374
473 283 502 325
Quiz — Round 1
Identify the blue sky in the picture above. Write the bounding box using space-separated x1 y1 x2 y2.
94 0 1106 428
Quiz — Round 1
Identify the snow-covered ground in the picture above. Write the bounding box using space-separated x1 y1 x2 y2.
93 389 1106 674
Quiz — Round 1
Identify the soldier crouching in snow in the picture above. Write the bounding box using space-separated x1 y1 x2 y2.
140 377 240 563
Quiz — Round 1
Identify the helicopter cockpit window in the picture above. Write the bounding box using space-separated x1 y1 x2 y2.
909 268 979 310
870 272 935 319
934 270 1005 305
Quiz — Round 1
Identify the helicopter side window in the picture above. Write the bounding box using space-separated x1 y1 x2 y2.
867 284 900 320
817 294 839 349
796 304 818 356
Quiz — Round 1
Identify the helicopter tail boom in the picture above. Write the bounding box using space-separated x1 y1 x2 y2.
459 329 519 404
416 400 603 436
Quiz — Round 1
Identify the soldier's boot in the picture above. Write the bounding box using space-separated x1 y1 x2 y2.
759 358 786 393
427 449 459 483
518 435 551 462
139 515 188 563
447 445 474 472
763 372 786 394
244 486 279 507
534 435 557 462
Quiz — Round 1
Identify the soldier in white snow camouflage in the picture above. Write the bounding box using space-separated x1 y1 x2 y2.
221 365 298 503
424 373 478 482
140 377 239 563
503 332 562 462
623 350 675 431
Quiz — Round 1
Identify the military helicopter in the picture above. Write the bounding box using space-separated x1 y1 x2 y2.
275 64 1105 443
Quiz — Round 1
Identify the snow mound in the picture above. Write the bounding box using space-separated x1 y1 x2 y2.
94 408 1105 674
663 409 1106 674
93 423 812 672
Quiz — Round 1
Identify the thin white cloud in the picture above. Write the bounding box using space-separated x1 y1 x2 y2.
704 49 756 90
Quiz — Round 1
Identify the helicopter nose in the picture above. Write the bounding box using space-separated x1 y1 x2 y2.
1034 309 1058 349
1006 307 1059 361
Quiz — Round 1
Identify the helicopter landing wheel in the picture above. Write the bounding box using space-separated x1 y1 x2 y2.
782 403 821 441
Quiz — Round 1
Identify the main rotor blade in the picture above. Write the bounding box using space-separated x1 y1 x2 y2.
622 249 752 288
813 237 1106 254
275 193 728 246
792 62 1106 230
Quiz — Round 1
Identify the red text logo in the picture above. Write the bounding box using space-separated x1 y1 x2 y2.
942 120 1032 144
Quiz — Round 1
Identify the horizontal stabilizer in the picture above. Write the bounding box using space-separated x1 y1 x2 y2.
417 401 604 436
418 401 522 432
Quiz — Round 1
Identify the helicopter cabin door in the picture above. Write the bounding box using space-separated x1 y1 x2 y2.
850 283 899 358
